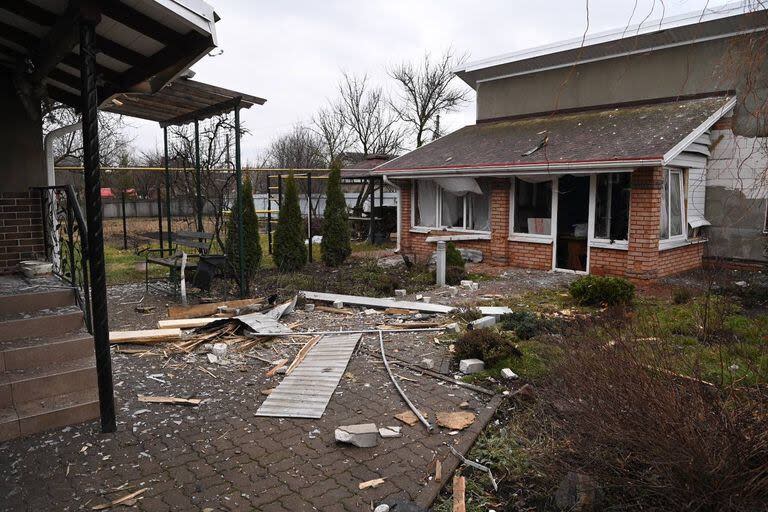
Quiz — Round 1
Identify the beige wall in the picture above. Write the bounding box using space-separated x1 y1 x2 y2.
476 36 754 121
0 72 46 193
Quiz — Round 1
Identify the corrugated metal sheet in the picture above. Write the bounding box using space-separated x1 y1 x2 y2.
254 333 362 419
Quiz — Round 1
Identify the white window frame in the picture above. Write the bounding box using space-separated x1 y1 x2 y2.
589 172 631 250
410 179 490 234
659 168 687 247
508 177 556 244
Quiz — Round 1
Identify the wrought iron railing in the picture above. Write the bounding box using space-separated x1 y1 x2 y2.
34 185 92 332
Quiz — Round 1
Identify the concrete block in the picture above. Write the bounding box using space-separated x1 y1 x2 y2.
478 306 512 318
460 280 474 289
468 316 496 330
378 426 402 438
460 358 485 374
394 289 407 297
332 300 344 309
421 296 431 303
420 358 434 370
447 286 458 297
211 342 228 358
304 303 315 312
335 423 379 447
501 368 519 380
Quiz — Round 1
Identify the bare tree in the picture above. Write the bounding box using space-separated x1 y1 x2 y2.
312 105 349 165
266 124 325 169
389 49 470 147
169 114 242 249
336 73 404 156
42 103 135 166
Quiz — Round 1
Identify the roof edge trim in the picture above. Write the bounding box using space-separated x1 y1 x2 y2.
662 96 737 164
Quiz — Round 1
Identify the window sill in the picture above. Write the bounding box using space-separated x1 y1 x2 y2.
590 240 628 251
425 233 492 243
508 234 553 245
659 237 707 251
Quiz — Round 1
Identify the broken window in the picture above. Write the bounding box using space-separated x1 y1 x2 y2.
594 173 630 241
512 177 552 235
660 169 686 240
413 178 491 231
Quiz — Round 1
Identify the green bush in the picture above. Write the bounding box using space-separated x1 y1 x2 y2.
225 175 261 284
569 275 635 306
273 172 307 272
499 311 551 340
445 242 465 268
320 162 351 266
454 328 522 366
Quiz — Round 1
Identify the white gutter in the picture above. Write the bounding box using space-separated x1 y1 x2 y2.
373 158 661 179
383 175 401 252
44 121 81 186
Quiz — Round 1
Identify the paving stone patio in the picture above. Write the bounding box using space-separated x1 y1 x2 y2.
0 322 499 511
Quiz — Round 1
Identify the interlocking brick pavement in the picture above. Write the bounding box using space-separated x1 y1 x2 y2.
0 329 499 511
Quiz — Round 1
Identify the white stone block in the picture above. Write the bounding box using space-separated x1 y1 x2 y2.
460 358 485 374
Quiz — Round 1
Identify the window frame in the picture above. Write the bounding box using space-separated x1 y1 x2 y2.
508 176 556 244
660 168 687 244
591 171 631 248
410 179 491 233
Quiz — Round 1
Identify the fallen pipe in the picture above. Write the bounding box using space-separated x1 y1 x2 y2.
379 329 434 432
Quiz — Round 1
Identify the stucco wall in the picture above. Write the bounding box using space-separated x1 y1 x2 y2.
0 72 46 193
705 127 768 262
476 37 748 121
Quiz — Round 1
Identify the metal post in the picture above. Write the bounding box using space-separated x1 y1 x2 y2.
79 15 115 433
368 178 375 244
157 187 164 257
234 103 246 297
378 177 384 245
266 173 272 254
163 126 172 253
120 191 127 250
307 171 312 262
194 118 203 233
435 241 447 286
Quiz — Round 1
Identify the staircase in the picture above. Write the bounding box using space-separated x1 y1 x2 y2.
0 287 99 442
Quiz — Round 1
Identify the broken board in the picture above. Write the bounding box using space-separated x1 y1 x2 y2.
301 291 454 314
255 333 362 419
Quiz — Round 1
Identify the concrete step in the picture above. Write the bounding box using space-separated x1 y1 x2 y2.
0 289 75 316
0 333 93 372
0 388 99 442
5 356 97 404
0 309 84 342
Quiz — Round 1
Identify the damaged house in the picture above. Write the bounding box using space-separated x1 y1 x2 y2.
374 3 768 279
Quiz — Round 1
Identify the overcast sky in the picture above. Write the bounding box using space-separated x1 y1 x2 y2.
125 0 722 164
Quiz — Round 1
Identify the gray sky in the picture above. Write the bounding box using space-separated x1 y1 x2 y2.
126 0 719 165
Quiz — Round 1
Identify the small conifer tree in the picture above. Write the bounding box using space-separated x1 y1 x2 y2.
226 175 262 283
321 162 351 266
273 172 307 271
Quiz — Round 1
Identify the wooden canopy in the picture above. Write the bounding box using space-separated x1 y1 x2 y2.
102 76 266 127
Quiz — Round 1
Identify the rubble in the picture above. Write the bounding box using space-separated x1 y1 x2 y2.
211 342 228 358
394 289 407 297
468 315 496 330
501 368 519 380
420 358 435 369
378 426 402 438
459 358 485 374
436 411 476 430
335 423 379 447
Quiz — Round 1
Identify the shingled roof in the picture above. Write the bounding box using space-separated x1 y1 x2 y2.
373 95 735 176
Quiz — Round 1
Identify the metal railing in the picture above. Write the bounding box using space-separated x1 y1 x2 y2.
34 185 92 332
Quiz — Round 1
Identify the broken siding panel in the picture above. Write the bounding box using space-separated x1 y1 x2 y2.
687 168 708 227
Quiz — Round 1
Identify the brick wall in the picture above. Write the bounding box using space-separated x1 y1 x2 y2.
657 242 705 277
625 167 663 280
590 247 628 276
0 192 45 274
508 241 552 270
489 179 510 265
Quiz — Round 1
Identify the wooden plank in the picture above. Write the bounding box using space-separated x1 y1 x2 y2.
358 478 386 490
109 329 182 344
265 359 289 377
286 336 320 375
157 318 218 329
314 305 355 315
301 291 454 314
137 395 202 405
168 298 265 319
452 475 466 512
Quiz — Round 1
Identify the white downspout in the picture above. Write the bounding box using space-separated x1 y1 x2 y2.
383 175 401 253
44 121 81 186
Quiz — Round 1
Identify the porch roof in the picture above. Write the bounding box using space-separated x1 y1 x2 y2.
373 95 736 177
0 1 218 110
101 76 266 127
